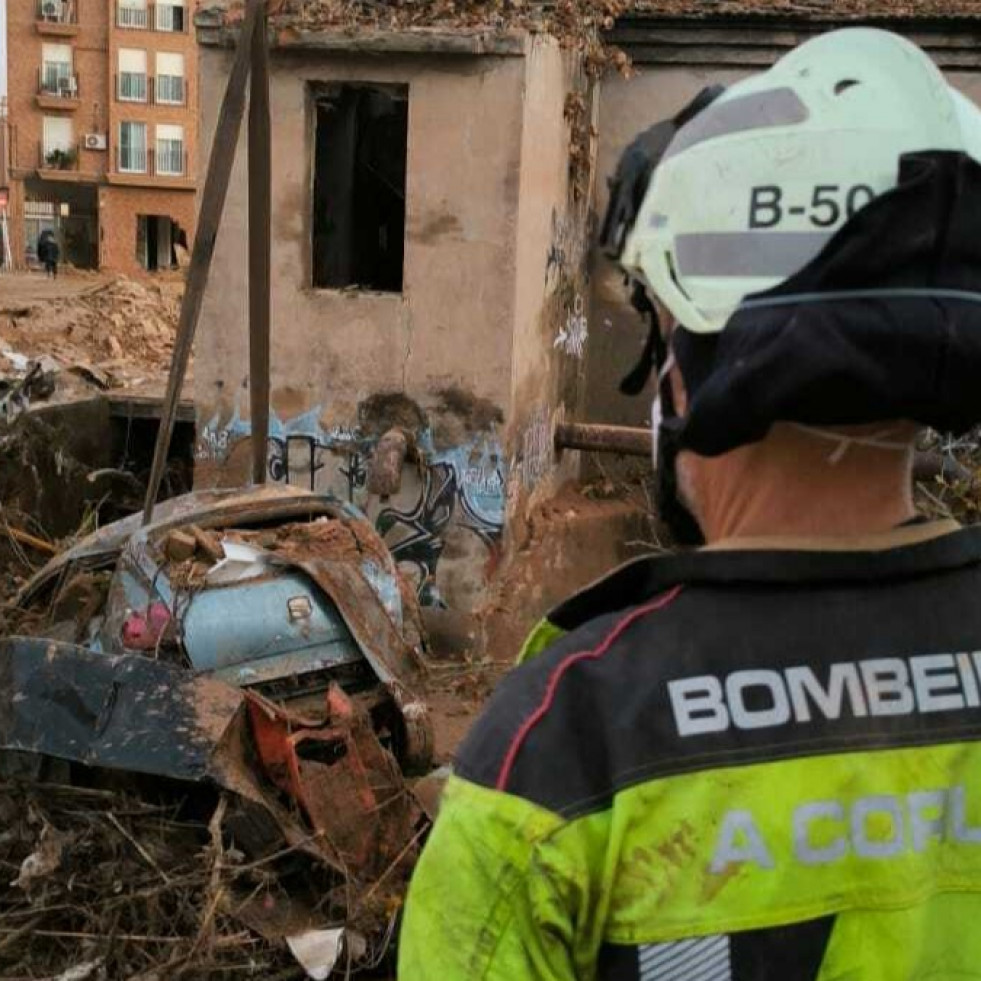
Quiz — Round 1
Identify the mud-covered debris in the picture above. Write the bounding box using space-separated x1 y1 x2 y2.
367 428 409 497
190 524 225 563
0 360 58 424
10 814 73 892
0 640 421 976
164 528 198 562
51 959 106 981
0 781 303 978
0 276 181 399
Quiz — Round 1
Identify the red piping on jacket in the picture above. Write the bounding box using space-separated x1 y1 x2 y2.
495 585 685 792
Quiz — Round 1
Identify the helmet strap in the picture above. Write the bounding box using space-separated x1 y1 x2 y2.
651 334 704 545
653 416 705 546
619 283 665 396
789 423 914 465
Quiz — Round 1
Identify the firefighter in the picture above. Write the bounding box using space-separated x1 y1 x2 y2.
400 28 981 980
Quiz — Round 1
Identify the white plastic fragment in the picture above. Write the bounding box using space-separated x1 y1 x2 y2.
286 928 346 980
52 957 105 981
206 541 270 584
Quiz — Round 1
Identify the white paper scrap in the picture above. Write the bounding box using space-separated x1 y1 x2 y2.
286 927 346 980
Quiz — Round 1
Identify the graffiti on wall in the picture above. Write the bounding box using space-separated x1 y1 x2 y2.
377 437 505 606
545 203 591 362
196 397 505 606
511 402 553 490
554 292 588 359
545 207 586 289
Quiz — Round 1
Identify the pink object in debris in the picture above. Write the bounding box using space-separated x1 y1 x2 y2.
122 602 173 651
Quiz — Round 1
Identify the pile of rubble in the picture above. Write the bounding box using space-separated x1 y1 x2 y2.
0 486 447 978
0 783 303 979
0 277 181 418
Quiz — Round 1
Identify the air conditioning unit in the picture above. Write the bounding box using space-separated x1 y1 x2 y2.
83 133 107 150
40 1 62 21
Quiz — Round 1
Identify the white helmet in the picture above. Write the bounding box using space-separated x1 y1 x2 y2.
620 28 981 334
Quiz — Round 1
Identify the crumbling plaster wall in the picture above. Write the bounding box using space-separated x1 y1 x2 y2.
507 40 590 507
194 38 536 613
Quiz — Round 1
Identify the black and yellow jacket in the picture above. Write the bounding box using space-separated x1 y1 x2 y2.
400 520 981 979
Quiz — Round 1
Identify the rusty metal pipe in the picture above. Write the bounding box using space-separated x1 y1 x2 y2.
554 422 650 458
555 421 973 488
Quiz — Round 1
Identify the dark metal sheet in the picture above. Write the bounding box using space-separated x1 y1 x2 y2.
0 637 243 781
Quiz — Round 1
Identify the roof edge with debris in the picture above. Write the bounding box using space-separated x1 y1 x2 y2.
194 4 529 55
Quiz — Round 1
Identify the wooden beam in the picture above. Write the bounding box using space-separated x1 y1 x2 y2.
248 4 271 486
142 0 262 525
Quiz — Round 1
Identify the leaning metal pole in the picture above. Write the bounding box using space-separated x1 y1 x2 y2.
142 0 264 525
248 3 271 486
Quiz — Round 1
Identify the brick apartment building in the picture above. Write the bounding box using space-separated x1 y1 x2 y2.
2 0 197 276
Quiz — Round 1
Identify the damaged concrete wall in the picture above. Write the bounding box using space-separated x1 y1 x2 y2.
507 40 594 522
195 32 590 619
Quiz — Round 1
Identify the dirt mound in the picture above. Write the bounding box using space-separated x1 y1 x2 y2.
0 276 181 396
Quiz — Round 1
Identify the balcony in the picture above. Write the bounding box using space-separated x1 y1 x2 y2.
38 141 80 173
115 3 188 32
35 0 79 36
36 68 80 110
114 146 188 178
113 75 188 106
116 2 149 29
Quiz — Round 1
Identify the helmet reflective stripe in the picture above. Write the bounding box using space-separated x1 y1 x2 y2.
621 27 981 334
663 87 809 162
675 231 832 278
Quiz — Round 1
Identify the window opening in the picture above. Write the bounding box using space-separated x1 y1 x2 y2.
42 115 74 168
117 0 148 29
156 123 184 175
155 52 185 104
119 120 147 173
41 42 75 97
312 83 408 292
118 48 147 102
137 215 181 271
155 1 185 32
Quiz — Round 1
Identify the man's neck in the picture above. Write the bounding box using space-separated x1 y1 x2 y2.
681 424 917 544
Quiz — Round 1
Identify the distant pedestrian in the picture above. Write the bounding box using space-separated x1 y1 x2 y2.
37 230 59 278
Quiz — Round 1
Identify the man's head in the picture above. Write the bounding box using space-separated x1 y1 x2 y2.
658 301 918 543
603 28 981 544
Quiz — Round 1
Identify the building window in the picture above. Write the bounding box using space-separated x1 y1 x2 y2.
40 42 75 97
155 123 184 175
118 121 147 173
155 51 185 104
312 84 408 292
155 1 185 32
42 115 75 168
117 0 148 29
118 48 147 102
